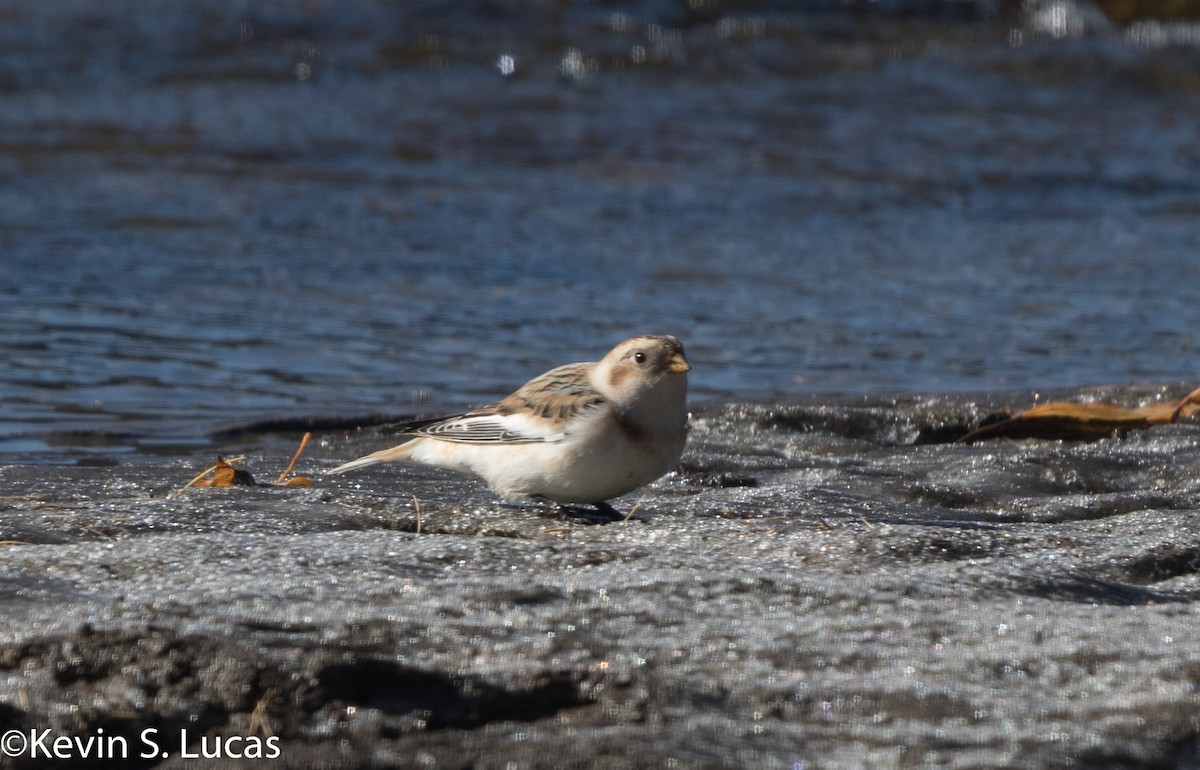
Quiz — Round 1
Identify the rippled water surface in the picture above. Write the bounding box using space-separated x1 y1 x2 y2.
3 0 1200 460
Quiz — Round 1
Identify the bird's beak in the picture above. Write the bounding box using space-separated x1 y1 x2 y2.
668 353 690 374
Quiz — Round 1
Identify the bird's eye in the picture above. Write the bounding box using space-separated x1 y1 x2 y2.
633 351 647 364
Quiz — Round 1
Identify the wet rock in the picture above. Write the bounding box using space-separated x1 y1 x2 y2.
3 389 1200 767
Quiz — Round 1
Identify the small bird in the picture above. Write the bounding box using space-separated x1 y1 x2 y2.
328 335 691 514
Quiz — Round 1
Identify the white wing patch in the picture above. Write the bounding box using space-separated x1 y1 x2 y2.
415 412 569 445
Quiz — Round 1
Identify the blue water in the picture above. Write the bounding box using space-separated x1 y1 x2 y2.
3 0 1200 460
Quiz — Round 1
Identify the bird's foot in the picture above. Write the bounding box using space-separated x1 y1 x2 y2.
531 497 631 524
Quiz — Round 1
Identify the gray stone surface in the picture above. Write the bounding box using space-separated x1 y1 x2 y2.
2 389 1200 768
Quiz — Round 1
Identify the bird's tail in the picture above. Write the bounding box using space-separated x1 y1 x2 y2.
326 441 416 475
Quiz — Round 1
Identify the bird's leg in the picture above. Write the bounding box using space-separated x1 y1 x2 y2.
530 496 625 524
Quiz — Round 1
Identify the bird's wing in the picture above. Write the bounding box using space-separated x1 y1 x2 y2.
412 362 608 445
412 412 558 444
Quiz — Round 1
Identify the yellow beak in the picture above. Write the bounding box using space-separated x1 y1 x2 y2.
668 353 690 374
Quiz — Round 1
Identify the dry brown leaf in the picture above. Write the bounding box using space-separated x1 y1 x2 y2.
181 432 317 492
958 386 1200 443
192 456 257 487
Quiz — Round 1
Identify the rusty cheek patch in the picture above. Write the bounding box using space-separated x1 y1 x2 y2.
607 363 634 390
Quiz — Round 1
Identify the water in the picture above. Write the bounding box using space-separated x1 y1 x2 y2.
3 0 1200 461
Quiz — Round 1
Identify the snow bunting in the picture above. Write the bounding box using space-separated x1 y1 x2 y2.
329 335 690 509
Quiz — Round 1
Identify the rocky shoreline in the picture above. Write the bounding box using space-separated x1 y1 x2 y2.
2 389 1200 768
